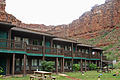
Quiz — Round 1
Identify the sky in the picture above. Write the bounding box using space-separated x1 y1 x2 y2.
6 0 105 26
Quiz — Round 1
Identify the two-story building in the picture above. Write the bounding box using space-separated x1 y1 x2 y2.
0 22 107 76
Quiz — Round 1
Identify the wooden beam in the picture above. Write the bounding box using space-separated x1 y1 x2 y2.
60 58 62 73
71 60 73 71
85 60 87 72
42 36 45 60
71 43 74 71
8 29 11 49
80 59 83 72
62 58 64 73
23 54 27 76
12 53 15 76
56 57 58 74
96 60 98 66
6 56 10 75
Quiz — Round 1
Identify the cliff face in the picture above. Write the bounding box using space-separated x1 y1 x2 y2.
48 0 120 39
0 0 120 60
0 0 120 42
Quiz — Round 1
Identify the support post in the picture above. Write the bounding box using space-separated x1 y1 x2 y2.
96 60 98 66
72 58 73 71
12 53 15 76
60 58 62 73
100 52 103 70
42 36 45 60
23 54 27 76
62 58 64 73
28 58 32 73
85 60 87 72
6 56 10 75
56 57 58 74
99 60 101 69
80 59 83 72
8 29 11 49
71 43 74 71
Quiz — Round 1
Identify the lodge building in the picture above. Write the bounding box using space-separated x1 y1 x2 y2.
0 22 107 76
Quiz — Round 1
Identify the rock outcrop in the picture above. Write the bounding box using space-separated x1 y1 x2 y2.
0 0 120 45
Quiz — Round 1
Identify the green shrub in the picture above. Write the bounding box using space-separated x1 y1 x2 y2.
113 62 120 69
40 61 55 72
88 63 97 70
0 66 3 73
73 64 80 71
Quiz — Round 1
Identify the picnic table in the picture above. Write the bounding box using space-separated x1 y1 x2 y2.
30 71 56 80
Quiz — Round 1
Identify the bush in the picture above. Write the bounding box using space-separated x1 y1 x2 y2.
40 61 55 72
0 66 3 73
113 62 120 69
73 64 80 71
88 63 97 70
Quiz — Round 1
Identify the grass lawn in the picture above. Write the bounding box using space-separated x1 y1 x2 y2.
66 70 120 80
0 70 120 80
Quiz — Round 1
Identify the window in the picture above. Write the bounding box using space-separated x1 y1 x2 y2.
14 37 21 48
57 45 61 49
23 38 29 45
32 59 37 66
82 49 84 53
22 59 28 66
86 49 89 54
39 59 41 66
33 40 38 45
16 58 20 66
14 37 21 42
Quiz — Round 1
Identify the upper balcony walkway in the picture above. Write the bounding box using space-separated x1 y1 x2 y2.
0 39 101 60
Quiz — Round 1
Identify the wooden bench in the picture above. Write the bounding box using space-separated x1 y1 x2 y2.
51 76 56 80
30 75 44 80
44 75 56 80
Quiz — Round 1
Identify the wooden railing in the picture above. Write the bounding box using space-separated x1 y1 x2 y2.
0 39 102 59
102 56 107 60
64 50 72 57
91 53 100 59
26 44 43 54
74 51 82 57
45 47 64 55
0 39 25 51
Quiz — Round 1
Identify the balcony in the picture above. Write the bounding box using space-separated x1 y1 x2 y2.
45 47 63 55
26 44 43 54
0 39 102 59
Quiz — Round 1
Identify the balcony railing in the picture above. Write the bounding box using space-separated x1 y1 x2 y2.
102 56 107 60
0 39 25 51
74 51 82 57
64 50 72 57
0 39 102 59
26 44 43 54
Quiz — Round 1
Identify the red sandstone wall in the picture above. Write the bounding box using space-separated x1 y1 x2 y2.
0 0 120 40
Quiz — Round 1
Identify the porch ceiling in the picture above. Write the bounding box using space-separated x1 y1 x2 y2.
12 27 55 37
53 38 77 43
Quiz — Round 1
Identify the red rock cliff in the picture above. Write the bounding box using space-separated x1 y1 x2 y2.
0 0 120 40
